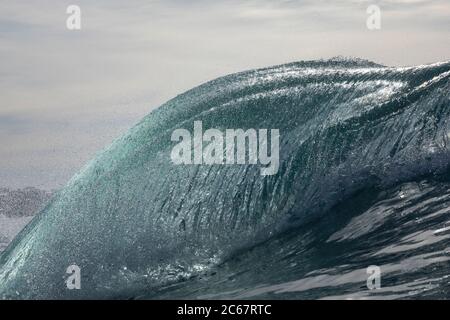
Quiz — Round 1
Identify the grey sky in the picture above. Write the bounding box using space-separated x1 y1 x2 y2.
0 0 449 189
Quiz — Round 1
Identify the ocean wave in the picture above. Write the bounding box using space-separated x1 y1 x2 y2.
1 58 449 299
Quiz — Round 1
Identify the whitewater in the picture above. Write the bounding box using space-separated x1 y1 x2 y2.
1 57 449 299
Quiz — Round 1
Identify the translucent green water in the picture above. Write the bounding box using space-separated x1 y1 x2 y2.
1 58 450 299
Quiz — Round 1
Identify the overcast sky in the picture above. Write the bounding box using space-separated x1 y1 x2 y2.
0 0 449 189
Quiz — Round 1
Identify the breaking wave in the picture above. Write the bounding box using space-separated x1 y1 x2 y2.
1 57 450 299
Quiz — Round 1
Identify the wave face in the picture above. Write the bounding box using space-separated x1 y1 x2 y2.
1 58 450 299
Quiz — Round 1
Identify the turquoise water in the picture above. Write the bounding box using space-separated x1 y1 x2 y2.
1 58 450 299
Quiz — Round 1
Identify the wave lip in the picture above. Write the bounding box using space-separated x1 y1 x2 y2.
1 58 450 299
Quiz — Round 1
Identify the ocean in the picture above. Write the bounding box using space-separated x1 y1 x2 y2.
1 57 449 299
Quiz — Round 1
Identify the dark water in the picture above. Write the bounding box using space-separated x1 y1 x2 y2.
1 58 450 299
143 180 450 299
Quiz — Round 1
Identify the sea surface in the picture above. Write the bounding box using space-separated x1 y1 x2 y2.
1 58 449 299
